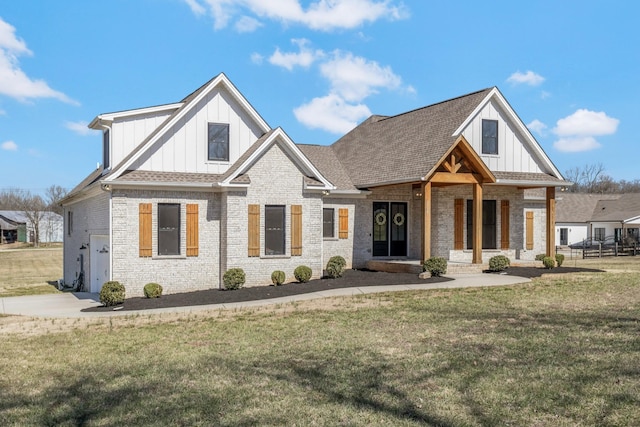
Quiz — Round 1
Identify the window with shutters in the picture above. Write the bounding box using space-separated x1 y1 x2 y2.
501 200 510 249
265 205 285 256
139 203 152 257
454 199 464 250
323 208 335 238
525 211 534 250
158 203 180 256
248 204 260 257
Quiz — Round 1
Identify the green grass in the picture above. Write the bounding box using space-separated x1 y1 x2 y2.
0 248 61 296
1 261 639 426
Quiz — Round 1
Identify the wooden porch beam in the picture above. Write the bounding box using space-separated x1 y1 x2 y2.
430 172 480 185
422 181 432 260
546 186 556 257
472 183 483 264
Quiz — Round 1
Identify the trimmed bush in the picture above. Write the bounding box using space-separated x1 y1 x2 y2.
555 253 565 267
271 270 286 286
143 282 163 298
542 256 555 269
326 255 347 279
535 253 546 261
223 268 246 290
488 255 510 272
294 265 312 283
423 257 447 277
99 281 125 307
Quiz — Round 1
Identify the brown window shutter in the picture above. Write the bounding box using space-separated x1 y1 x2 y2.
526 211 534 250
291 205 303 256
338 208 349 239
248 204 260 257
139 203 152 257
501 200 510 249
454 199 464 250
186 204 199 257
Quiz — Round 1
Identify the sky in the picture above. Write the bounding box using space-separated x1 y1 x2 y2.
0 0 638 193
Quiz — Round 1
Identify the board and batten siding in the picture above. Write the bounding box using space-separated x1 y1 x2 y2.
461 100 543 174
110 110 175 169
130 87 265 175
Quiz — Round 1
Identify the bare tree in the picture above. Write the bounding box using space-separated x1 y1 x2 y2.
16 191 47 247
45 185 68 215
565 163 610 193
0 188 22 210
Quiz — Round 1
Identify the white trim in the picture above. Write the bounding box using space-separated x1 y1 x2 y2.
105 74 271 182
452 87 564 180
491 179 567 187
88 103 184 129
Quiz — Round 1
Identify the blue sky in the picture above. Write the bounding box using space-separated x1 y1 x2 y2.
0 1 637 193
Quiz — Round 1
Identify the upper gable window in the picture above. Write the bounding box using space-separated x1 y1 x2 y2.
208 123 229 162
103 129 110 169
482 119 498 155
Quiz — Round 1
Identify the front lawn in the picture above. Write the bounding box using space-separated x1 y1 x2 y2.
0 247 61 297
0 259 638 425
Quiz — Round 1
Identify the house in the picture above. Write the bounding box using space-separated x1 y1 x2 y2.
556 193 640 246
0 210 63 244
61 73 569 295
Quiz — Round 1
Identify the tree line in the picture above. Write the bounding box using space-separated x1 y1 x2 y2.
0 185 68 247
564 163 640 194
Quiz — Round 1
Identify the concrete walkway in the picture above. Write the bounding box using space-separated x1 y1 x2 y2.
0 273 531 318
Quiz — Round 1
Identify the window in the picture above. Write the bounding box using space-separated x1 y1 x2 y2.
103 129 110 169
158 204 180 255
323 208 335 238
265 205 285 255
593 227 605 242
467 200 497 249
208 123 229 161
67 211 73 236
482 119 498 155
560 228 568 246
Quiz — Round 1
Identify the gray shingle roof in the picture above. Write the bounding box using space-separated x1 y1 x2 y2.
116 170 223 184
330 88 493 188
555 193 620 223
493 171 565 184
297 144 357 191
590 193 640 222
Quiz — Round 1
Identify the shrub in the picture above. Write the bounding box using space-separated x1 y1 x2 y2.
271 270 286 286
423 257 447 277
555 253 565 267
488 255 510 272
223 268 246 290
294 265 312 283
99 281 125 307
542 256 555 269
143 282 163 298
326 255 347 279
535 253 546 261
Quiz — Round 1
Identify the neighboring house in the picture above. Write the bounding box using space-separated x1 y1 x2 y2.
0 210 63 244
556 193 640 246
61 73 569 295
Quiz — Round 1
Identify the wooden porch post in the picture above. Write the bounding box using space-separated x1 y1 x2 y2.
422 181 432 261
546 186 556 257
472 183 483 264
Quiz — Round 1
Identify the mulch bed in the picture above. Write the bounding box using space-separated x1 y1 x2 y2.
83 266 603 312
83 269 452 312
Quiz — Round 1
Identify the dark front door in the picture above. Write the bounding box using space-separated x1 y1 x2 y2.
373 202 407 257
466 200 497 249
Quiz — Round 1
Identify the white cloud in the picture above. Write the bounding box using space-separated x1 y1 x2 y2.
554 109 619 137
269 39 323 71
553 136 600 152
507 70 545 86
552 109 619 152
235 15 262 32
527 119 547 136
320 51 402 102
250 52 264 64
187 0 408 31
65 121 97 136
294 93 371 134
0 18 77 104
1 140 17 151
